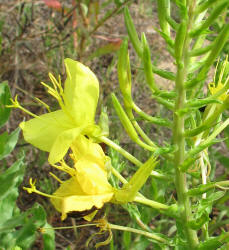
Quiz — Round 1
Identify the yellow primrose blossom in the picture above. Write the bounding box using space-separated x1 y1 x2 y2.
208 56 229 101
24 136 114 220
13 58 100 164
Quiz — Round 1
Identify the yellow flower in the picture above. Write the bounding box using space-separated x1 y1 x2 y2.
208 81 228 101
51 136 114 220
208 56 229 101
19 58 99 164
24 136 114 220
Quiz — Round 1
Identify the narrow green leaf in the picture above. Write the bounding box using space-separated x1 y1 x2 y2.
142 33 159 92
151 65 176 81
122 229 131 250
112 94 156 151
186 98 222 108
112 93 139 142
155 91 176 99
180 138 224 172
195 0 221 14
198 237 224 249
133 103 172 127
124 7 142 57
190 0 229 37
118 37 133 108
0 81 11 128
165 14 178 30
0 155 24 201
186 23 229 89
152 95 174 110
188 213 209 230
174 20 187 63
42 223 55 250
157 0 170 35
189 43 213 57
154 27 174 48
187 183 215 196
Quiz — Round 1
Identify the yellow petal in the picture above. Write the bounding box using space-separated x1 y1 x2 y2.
50 178 113 220
50 178 83 213
71 135 105 167
48 126 84 164
209 82 227 101
64 58 99 126
60 193 113 220
83 210 98 221
75 158 112 195
20 110 74 152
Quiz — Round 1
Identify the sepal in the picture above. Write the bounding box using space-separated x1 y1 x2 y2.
114 155 158 203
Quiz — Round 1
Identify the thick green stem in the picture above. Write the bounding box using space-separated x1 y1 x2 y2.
134 196 170 210
173 3 199 248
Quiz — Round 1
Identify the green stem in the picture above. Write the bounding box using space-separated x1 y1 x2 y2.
100 136 142 167
108 223 169 244
134 196 169 210
173 2 199 248
100 136 168 180
132 117 156 147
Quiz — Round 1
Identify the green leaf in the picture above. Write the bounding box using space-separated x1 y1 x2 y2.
0 128 20 160
0 156 24 222
0 81 11 128
174 20 187 63
122 228 131 250
0 213 28 233
186 23 229 89
195 0 221 14
187 183 215 196
180 138 224 172
188 212 209 230
14 204 47 249
122 203 141 222
190 0 229 37
141 33 158 92
186 98 222 108
157 0 170 35
189 43 213 57
42 222 55 250
198 237 223 249
131 236 150 250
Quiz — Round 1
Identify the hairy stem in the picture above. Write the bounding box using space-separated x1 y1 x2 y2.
173 2 199 248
